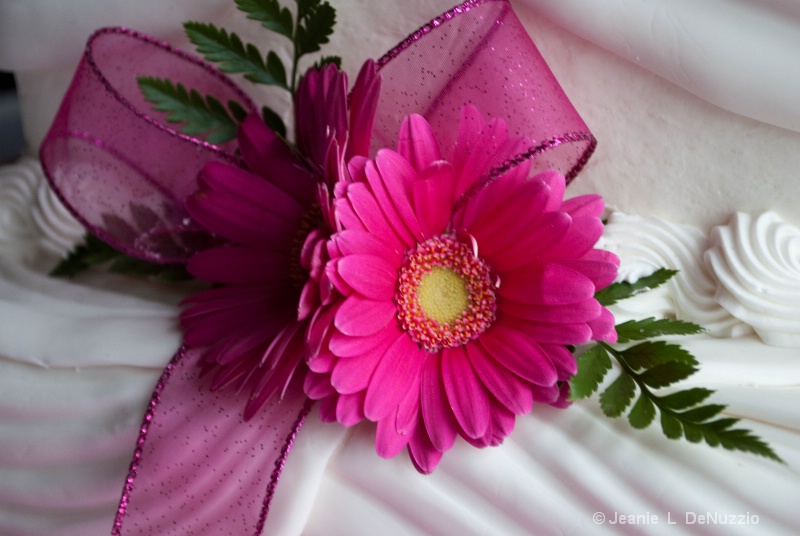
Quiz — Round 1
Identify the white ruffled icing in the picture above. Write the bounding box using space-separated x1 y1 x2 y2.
706 212 800 347
599 212 749 337
0 157 84 269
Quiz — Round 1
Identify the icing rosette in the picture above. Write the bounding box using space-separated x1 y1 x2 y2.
706 211 800 347
598 211 749 337
0 157 83 267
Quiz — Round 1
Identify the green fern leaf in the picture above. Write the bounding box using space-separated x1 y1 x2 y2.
137 76 240 143
628 394 656 429
235 0 294 38
184 22 288 88
295 0 336 56
621 341 698 371
599 373 636 418
615 317 705 343
595 268 677 306
570 344 612 400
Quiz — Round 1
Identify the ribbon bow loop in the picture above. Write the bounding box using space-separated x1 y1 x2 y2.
41 27 257 264
373 0 595 203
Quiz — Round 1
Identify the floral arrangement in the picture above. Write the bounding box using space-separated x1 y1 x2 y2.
42 0 781 532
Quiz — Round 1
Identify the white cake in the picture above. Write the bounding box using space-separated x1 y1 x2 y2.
1 1 799 535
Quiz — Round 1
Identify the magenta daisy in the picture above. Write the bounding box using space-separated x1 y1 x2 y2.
180 61 380 419
305 106 619 473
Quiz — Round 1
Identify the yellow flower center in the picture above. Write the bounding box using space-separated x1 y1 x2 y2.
395 234 497 351
417 267 470 324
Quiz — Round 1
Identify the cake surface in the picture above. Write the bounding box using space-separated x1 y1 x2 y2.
1 1 799 535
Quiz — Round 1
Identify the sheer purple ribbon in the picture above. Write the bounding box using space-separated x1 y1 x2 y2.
40 1 595 534
40 27 256 264
371 0 595 196
111 347 312 535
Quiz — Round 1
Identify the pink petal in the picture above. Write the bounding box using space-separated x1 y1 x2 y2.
297 280 320 322
205 353 258 392
364 156 419 247
412 162 457 238
333 229 403 265
408 423 444 474
463 403 516 448
530 384 560 404
504 316 593 345
325 258 353 295
334 294 395 337
478 325 558 387
539 170 566 211
374 150 425 243
318 394 338 423
295 64 348 169
562 194 605 219
336 254 397 301
558 250 620 290
305 302 339 358
198 161 305 221
451 106 516 198
307 347 337 373
181 281 291 312
244 334 305 419
299 227 327 273
187 246 290 285
540 344 578 379
201 328 271 366
588 307 618 343
396 114 441 172
347 60 381 159
328 330 389 358
334 196 367 233
331 349 383 394
459 171 544 238
346 182 402 243
319 267 336 306
336 392 366 426
442 347 490 439
540 216 605 260
364 332 425 421
322 138 346 187
498 263 596 305
305 370 337 399
258 320 305 370
466 343 533 415
346 156 368 184
420 353 459 452
237 114 316 203
482 212 572 273
395 371 421 435
500 299 601 324
376 414 411 458
186 186 295 249
551 382 572 409
181 288 291 346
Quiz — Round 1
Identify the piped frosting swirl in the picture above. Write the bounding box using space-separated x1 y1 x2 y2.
706 211 800 347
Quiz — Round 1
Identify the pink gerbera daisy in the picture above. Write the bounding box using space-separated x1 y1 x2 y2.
180 61 380 419
305 106 619 472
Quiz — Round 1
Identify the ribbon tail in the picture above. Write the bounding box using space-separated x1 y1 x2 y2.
112 346 313 535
